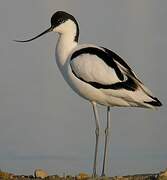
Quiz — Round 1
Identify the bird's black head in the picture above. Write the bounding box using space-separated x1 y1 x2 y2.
50 11 79 41
51 11 77 28
14 11 79 42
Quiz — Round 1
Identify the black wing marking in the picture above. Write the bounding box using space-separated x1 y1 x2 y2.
70 47 138 91
71 47 124 81
102 47 137 79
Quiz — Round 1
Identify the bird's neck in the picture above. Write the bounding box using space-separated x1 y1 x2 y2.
56 33 78 71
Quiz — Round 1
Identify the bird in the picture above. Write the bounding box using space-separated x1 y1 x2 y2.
14 11 162 177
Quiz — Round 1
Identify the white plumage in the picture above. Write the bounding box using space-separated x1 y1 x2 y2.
71 48 120 85
15 11 162 177
66 44 159 108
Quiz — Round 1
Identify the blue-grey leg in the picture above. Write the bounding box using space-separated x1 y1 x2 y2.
101 106 111 176
92 102 100 177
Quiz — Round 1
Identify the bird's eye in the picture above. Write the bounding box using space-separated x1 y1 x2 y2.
57 18 64 24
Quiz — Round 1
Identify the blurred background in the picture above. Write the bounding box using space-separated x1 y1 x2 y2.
0 0 166 176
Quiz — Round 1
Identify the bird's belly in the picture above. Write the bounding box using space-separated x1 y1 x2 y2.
62 65 108 105
58 63 132 107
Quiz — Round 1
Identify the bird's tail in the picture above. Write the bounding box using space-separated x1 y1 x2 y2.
136 82 162 109
124 72 162 109
114 61 162 109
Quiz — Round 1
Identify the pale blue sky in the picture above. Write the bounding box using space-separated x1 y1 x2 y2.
0 0 166 176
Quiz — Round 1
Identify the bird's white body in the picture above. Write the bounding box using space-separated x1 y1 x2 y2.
15 11 162 176
56 43 108 105
55 20 156 108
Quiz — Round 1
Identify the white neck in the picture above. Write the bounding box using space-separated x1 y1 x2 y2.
56 34 77 71
55 20 78 72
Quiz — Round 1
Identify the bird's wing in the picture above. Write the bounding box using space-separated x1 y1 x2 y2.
70 46 162 108
102 47 154 95
70 46 138 91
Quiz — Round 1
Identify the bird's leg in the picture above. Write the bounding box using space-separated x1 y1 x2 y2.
101 106 111 177
92 102 100 177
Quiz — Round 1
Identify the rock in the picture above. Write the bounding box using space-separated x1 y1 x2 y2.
34 169 48 179
159 169 167 180
0 171 14 179
160 169 167 177
76 172 90 180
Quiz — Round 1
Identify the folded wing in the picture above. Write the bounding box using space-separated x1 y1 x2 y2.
70 46 162 108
